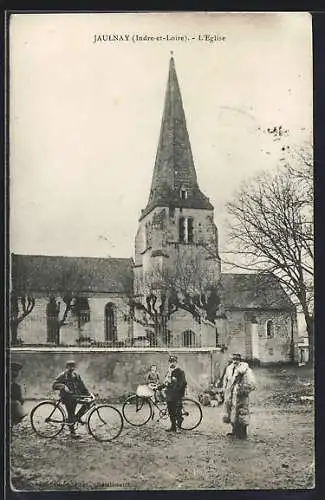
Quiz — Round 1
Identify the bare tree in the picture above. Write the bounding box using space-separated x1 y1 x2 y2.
46 262 92 345
10 293 35 345
224 147 314 360
130 247 222 346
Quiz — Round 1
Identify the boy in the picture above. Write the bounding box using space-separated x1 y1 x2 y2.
146 364 160 388
146 364 167 402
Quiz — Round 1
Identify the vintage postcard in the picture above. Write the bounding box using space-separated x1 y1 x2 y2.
8 12 314 491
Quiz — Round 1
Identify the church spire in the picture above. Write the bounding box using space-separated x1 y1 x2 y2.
140 55 213 220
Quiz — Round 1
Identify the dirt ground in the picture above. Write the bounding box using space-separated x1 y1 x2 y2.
10 365 314 491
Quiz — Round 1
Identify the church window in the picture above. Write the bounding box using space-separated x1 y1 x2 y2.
188 217 194 243
179 217 185 242
182 330 196 347
105 302 117 343
145 222 152 248
179 217 194 243
145 223 149 247
180 188 188 200
71 296 90 326
266 320 274 338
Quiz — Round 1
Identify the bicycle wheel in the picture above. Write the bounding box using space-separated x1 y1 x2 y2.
180 398 203 430
87 404 124 442
122 395 152 426
30 401 65 438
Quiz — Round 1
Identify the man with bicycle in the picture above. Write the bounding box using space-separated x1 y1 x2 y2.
164 355 187 433
52 359 92 439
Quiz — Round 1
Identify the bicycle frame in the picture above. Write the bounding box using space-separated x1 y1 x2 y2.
45 396 96 427
44 399 68 425
31 396 125 441
135 389 169 417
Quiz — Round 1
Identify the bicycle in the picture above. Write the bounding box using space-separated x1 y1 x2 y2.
122 385 203 430
30 393 124 442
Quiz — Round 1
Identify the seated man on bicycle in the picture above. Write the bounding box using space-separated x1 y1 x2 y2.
164 355 187 433
52 359 92 439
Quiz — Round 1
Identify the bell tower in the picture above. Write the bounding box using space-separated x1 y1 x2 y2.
134 55 221 304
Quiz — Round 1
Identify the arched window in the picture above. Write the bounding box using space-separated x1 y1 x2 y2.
71 296 90 327
266 320 274 338
145 222 152 248
179 217 194 243
105 302 117 342
182 330 196 347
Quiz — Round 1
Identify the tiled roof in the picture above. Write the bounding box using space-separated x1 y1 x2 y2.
220 273 295 311
11 254 133 294
11 254 294 310
140 57 213 220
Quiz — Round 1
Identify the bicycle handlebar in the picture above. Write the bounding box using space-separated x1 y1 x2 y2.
57 392 96 403
79 393 96 401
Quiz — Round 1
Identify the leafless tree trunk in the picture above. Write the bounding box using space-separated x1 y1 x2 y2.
10 293 35 345
224 148 313 362
131 248 222 346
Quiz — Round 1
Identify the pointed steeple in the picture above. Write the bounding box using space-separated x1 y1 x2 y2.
140 56 213 220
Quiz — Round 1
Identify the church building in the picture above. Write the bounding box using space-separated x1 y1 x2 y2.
11 56 298 363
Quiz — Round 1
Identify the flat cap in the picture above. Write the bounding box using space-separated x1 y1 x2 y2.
66 359 76 366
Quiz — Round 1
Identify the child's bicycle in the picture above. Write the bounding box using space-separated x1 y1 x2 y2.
30 393 124 442
122 385 203 430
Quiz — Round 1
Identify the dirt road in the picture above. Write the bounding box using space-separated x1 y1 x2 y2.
10 365 314 491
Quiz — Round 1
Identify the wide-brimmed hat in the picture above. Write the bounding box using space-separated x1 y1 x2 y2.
232 353 242 361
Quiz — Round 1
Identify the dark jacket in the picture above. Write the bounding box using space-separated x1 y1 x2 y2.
11 381 24 404
165 367 187 402
52 371 90 398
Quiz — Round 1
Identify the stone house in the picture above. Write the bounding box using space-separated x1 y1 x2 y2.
219 274 297 363
10 56 298 362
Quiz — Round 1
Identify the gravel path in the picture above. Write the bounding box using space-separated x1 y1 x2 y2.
10 366 314 491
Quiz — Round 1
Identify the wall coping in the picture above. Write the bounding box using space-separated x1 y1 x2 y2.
10 347 223 353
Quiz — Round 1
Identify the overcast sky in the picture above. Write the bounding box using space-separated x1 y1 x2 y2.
10 12 312 261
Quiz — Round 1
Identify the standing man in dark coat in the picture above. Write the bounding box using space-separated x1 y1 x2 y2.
164 355 187 433
11 361 28 426
52 359 92 439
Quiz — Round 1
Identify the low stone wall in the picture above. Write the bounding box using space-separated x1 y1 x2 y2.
10 348 228 402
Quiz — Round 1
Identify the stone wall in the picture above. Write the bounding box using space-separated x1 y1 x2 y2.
168 310 217 348
10 348 227 401
225 309 297 363
255 310 296 363
14 295 130 346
